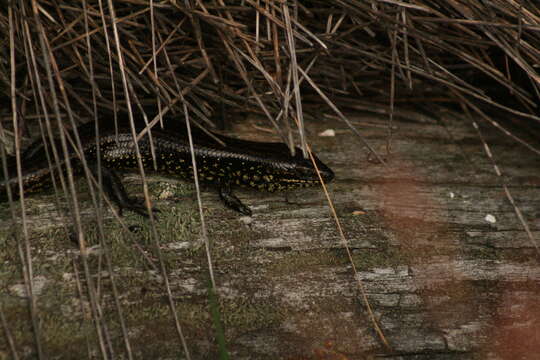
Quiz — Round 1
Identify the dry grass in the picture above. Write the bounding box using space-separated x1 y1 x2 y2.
2 1 539 132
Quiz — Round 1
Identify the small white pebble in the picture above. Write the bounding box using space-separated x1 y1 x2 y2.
485 214 497 223
318 129 336 137
239 216 253 225
449 192 455 199
159 189 174 199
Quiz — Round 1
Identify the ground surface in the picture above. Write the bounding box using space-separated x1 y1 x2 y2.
1 109 539 359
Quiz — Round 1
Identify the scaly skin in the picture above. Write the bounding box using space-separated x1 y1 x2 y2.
0 119 335 215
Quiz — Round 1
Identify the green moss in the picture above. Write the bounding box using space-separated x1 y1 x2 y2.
351 246 405 271
0 176 329 358
219 297 283 334
0 177 209 358
267 249 344 275
465 245 500 261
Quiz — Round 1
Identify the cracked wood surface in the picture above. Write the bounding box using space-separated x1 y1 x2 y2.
1 110 539 359
200 111 539 359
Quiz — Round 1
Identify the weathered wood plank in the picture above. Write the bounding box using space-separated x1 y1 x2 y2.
1 110 538 359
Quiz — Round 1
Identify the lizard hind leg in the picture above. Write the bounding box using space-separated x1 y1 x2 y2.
218 182 252 216
89 165 159 218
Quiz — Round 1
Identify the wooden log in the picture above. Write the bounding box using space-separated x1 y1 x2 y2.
1 110 538 359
